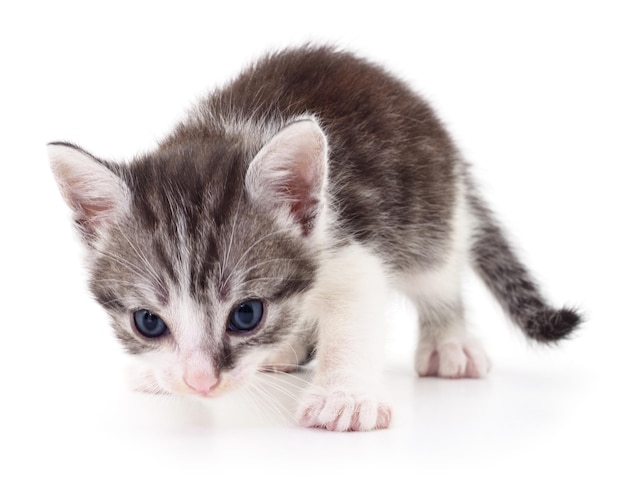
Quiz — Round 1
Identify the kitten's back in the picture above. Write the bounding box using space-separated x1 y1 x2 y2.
165 46 461 270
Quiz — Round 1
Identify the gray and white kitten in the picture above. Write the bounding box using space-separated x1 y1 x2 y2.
49 46 581 432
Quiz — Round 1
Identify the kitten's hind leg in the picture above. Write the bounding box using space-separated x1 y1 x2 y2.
406 260 491 379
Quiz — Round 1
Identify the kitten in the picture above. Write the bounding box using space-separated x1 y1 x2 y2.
49 46 581 432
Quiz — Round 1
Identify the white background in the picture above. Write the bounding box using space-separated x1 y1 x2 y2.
1 1 625 481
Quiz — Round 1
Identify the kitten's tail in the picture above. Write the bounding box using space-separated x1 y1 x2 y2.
465 181 583 343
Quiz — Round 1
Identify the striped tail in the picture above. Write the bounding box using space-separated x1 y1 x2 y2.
465 182 582 342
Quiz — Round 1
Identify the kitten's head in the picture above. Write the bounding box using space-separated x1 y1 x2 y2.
49 119 328 397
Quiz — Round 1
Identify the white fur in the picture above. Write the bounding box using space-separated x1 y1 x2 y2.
297 242 392 431
396 182 491 378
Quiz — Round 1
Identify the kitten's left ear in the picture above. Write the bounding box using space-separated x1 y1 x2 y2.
245 119 328 236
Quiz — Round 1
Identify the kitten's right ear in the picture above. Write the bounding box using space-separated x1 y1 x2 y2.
48 143 129 235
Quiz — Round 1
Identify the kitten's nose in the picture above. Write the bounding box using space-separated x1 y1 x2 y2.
183 371 220 396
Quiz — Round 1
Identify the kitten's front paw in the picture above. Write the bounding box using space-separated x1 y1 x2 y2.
416 338 491 379
296 389 392 432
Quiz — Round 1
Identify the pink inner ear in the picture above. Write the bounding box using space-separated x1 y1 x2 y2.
60 176 122 230
72 194 116 221
246 119 328 236
285 179 320 235
290 193 317 236
282 149 324 235
49 143 128 235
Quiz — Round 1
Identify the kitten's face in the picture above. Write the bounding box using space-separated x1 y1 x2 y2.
93 195 315 396
49 120 328 398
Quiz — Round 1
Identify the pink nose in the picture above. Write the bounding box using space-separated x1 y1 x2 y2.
183 372 220 396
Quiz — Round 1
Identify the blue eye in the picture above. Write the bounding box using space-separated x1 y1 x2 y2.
133 310 169 338
228 300 264 332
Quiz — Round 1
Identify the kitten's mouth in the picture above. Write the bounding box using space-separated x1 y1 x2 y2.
189 388 219 398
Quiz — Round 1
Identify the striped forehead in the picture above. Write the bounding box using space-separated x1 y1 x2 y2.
167 290 221 352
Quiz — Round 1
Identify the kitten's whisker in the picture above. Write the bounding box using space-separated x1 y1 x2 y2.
117 227 167 293
258 363 303 370
258 369 310 385
95 248 158 285
97 257 153 289
286 343 302 368
234 257 305 280
100 297 130 307
248 378 296 425
246 382 282 424
94 253 163 297
262 370 325 394
246 381 292 425
132 377 168 395
254 375 301 403
95 240 170 300
239 277 312 286
221 191 244 286
255 370 318 395
95 248 145 275
223 227 294 286
242 387 268 421
96 279 145 288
